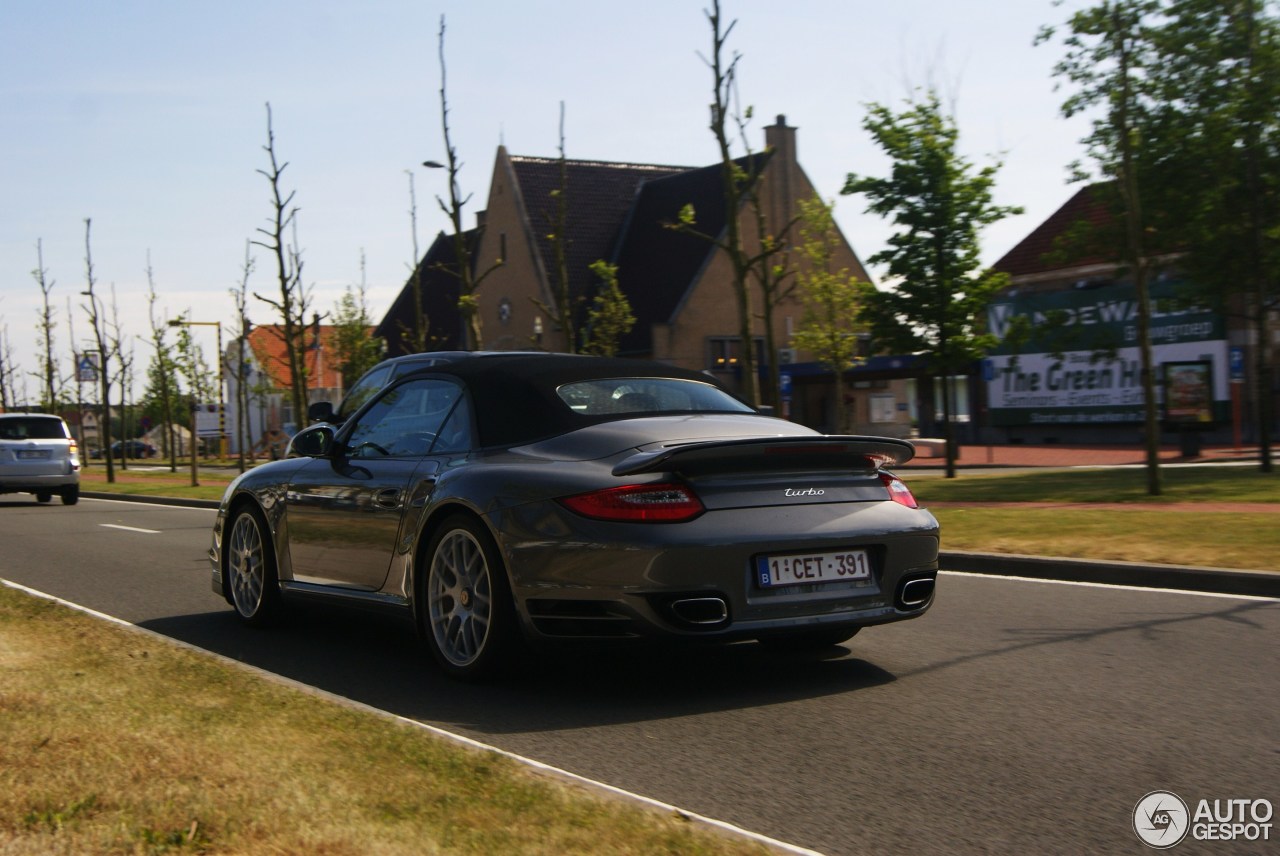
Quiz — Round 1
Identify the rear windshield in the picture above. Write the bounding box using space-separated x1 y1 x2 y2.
555 378 753 417
0 417 67 440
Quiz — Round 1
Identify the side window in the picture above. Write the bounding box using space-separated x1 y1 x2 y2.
337 365 393 422
344 378 465 458
430 400 475 453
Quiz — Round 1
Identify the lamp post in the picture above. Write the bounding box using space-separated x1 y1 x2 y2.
169 319 225 481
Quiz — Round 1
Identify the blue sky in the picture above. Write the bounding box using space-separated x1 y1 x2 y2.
1 0 1092 399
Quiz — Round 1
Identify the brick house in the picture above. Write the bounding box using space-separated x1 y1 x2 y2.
377 116 918 435
224 320 356 453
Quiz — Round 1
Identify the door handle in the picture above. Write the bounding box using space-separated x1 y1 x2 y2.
374 488 401 509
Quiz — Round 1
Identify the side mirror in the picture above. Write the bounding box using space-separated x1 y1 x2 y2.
308 400 337 424
287 424 336 459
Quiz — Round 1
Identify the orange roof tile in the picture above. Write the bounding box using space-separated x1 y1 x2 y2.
247 324 365 391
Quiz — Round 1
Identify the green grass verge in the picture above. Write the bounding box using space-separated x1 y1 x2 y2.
910 466 1279 505
932 507 1279 570
0 585 771 855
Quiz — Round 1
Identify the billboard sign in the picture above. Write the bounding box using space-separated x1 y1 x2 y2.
985 280 1226 425
1163 361 1214 423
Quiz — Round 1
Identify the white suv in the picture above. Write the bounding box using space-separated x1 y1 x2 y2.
0 414 81 505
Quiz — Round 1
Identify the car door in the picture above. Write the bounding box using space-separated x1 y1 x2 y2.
283 377 467 591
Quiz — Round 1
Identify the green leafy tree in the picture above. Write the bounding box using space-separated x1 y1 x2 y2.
173 311 216 484
790 196 864 433
842 91 1020 478
332 254 385 389
1146 0 1279 473
1038 0 1165 494
581 261 635 357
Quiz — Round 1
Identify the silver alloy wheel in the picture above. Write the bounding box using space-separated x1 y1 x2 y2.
228 511 267 618
428 528 493 668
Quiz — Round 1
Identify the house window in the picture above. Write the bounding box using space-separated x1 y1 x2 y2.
708 337 767 370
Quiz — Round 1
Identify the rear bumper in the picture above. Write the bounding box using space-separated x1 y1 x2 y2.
495 500 940 640
0 474 79 493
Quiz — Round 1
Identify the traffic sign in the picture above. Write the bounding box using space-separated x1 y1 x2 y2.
1229 346 1245 382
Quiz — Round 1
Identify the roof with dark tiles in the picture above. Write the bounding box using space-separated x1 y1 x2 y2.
992 184 1117 279
383 147 772 355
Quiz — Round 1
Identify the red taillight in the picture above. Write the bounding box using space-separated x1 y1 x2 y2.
879 472 919 509
558 482 705 522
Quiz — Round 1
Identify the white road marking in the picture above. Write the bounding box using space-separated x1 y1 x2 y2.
100 523 161 534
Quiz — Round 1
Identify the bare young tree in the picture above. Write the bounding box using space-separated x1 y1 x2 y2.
81 218 114 483
106 284 135 470
65 296 85 452
229 240 255 473
0 320 19 410
433 15 501 349
145 254 181 473
705 0 758 406
401 170 429 353
251 102 312 428
533 102 579 352
672 2 795 407
32 239 64 412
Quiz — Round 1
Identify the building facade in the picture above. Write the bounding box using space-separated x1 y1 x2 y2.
984 184 1272 446
378 116 917 436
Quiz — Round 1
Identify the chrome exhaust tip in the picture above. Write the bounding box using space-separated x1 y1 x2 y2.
669 596 729 626
898 576 936 609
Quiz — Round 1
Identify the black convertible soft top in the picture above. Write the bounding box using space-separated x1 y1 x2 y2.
400 353 744 448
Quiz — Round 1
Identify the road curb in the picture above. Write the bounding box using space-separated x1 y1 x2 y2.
82 491 220 510
941 550 1280 598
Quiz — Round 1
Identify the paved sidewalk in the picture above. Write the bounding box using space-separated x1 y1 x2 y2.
900 442 1265 469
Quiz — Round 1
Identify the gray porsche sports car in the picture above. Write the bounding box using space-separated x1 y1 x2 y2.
209 353 939 679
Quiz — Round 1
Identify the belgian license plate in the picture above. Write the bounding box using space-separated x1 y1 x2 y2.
17 450 50 460
757 549 871 588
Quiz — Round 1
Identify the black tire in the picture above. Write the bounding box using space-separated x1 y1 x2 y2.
60 485 79 506
35 492 52 503
757 627 861 651
224 504 281 626
420 515 517 680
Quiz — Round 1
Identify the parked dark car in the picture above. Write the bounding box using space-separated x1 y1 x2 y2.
211 353 939 680
91 439 158 459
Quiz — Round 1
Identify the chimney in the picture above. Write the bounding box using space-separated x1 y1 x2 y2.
764 114 797 165
763 115 798 236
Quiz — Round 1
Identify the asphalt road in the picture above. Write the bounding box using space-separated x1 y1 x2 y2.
3 496 1277 855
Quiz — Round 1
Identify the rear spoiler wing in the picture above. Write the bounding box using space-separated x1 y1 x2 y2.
612 435 916 477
